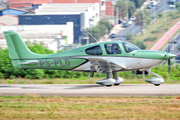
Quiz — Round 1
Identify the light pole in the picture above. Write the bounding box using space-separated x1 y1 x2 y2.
143 8 146 38
57 35 61 52
126 0 129 19
154 5 156 30
116 7 119 25
164 0 166 24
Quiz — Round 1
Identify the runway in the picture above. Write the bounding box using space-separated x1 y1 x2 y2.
0 84 180 96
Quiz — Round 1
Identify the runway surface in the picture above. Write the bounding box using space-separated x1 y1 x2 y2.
0 84 180 96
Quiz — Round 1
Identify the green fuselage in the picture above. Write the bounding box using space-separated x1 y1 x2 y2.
4 31 176 72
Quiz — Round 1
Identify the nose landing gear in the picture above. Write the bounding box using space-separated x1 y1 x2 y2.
145 69 164 86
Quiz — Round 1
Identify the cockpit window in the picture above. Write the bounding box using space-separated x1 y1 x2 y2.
104 43 121 54
85 45 103 55
122 42 140 53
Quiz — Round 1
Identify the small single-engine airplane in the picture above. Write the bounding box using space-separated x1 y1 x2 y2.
4 31 176 87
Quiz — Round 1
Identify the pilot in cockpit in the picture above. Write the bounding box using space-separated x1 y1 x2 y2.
111 44 121 54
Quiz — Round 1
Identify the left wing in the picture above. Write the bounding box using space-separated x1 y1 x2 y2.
87 57 126 75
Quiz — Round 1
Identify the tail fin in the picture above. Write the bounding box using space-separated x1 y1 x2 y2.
4 31 36 59
4 31 39 68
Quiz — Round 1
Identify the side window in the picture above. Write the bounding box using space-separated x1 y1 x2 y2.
104 43 121 54
85 45 103 55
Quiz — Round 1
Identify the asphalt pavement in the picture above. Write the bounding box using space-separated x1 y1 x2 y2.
0 84 180 96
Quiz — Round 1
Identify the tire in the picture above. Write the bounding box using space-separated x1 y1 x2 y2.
154 84 160 86
114 84 120 86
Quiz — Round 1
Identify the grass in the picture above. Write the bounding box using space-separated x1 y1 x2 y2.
0 77 180 84
134 11 180 50
0 96 180 119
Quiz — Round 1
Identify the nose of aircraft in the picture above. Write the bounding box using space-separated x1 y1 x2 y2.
166 53 176 59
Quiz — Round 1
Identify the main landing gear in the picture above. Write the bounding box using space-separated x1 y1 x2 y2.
96 71 123 87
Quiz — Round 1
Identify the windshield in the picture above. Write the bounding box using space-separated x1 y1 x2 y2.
122 42 140 53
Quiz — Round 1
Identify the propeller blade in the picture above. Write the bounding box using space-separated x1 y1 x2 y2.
166 52 176 76
166 39 176 76
168 59 171 76
167 40 170 76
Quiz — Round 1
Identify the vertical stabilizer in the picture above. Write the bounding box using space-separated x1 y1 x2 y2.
4 31 38 68
4 31 36 59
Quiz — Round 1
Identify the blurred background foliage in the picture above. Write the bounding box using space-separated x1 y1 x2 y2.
85 19 113 43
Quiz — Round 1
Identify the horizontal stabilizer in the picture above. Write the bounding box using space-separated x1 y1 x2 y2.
19 60 39 65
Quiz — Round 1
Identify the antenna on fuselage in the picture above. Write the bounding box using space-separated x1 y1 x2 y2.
85 31 99 43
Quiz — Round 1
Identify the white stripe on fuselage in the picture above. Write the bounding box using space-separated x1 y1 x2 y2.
73 56 164 71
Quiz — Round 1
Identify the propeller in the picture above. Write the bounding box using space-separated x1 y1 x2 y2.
166 40 176 76
166 53 176 76
167 40 171 76
168 59 171 76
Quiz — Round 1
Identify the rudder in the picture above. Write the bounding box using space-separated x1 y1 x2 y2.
4 31 21 68
4 31 38 68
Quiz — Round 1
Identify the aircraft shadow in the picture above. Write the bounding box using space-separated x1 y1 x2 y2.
64 84 144 89
64 84 103 89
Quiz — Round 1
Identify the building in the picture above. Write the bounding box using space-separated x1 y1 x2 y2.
18 14 81 44
36 3 100 28
6 0 50 9
0 14 18 25
6 0 111 16
0 8 28 16
0 0 114 51
1 23 74 51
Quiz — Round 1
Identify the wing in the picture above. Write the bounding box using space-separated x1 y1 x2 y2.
87 57 126 75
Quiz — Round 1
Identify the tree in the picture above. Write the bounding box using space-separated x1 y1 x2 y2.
98 19 113 34
115 0 136 19
176 2 180 9
26 41 54 54
85 19 112 43
178 46 180 51
135 40 146 49
130 0 146 8
0 42 54 79
128 1 136 18
126 33 136 40
135 9 151 26
86 26 101 43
